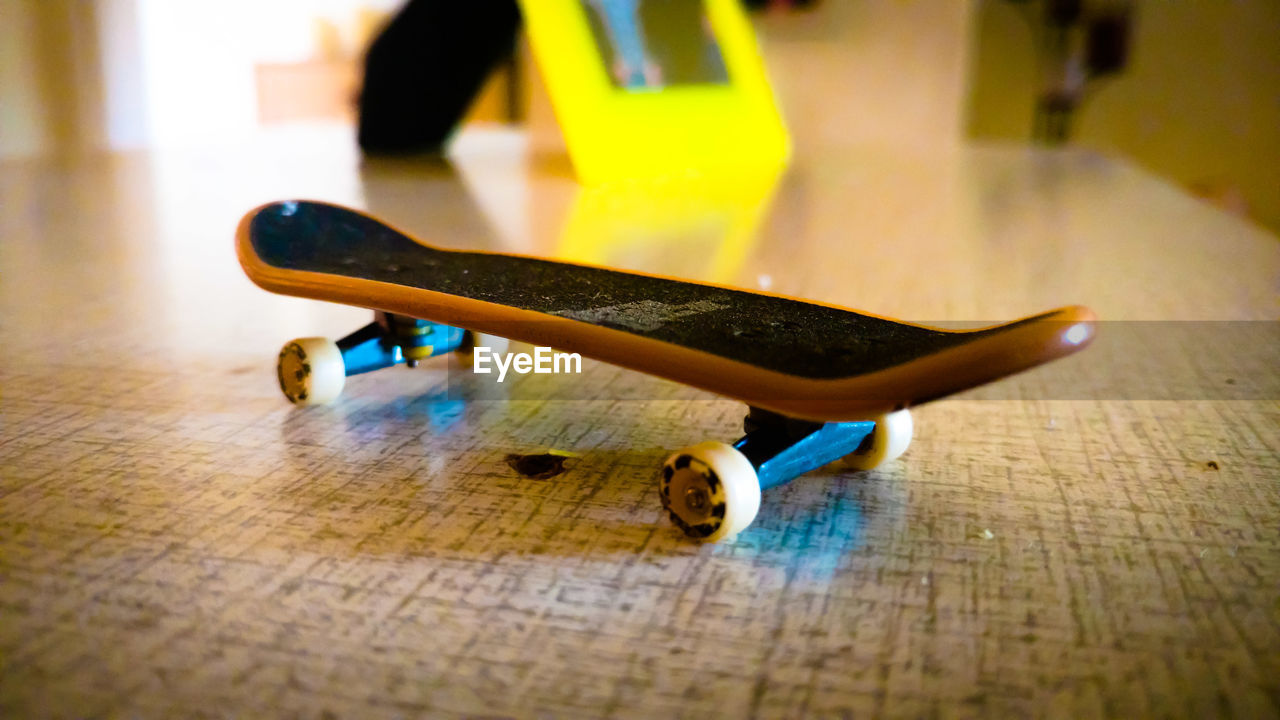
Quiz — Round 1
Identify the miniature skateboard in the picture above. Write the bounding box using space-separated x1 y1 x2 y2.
238 200 1096 541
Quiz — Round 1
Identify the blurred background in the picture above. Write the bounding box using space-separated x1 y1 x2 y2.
2 0 1276 233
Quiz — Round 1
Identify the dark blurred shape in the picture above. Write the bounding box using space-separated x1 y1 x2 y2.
1023 0 1133 144
1043 0 1082 27
741 0 820 11
358 0 520 155
1085 8 1131 76
1034 95 1076 144
505 453 573 480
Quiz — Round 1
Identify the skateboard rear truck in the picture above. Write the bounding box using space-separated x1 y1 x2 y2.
660 407 912 541
274 312 506 405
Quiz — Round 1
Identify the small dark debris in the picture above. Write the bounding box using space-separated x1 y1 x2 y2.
1225 378 1235 385
1204 460 1220 471
505 453 572 480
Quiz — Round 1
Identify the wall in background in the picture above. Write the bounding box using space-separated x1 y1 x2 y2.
756 0 975 152
0 0 400 158
1 1 45 156
0 0 105 157
966 0 1280 233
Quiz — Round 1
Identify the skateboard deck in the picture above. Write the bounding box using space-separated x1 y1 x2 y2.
237 200 1095 421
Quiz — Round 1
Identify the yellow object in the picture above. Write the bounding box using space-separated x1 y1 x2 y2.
519 0 790 185
555 170 781 281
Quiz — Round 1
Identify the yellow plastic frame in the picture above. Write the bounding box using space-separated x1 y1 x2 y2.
520 0 790 185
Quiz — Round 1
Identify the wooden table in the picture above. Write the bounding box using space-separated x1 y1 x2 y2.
2 127 1277 718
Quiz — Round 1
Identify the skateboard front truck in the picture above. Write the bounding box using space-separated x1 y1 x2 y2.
274 312 508 405
660 407 913 542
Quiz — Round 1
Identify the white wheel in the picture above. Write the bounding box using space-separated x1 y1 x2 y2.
277 337 345 405
660 441 760 542
843 409 913 470
457 331 511 368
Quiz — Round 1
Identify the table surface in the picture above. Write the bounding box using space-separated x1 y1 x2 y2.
2 127 1278 719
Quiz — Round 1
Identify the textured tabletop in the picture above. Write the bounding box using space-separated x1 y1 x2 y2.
2 128 1278 718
